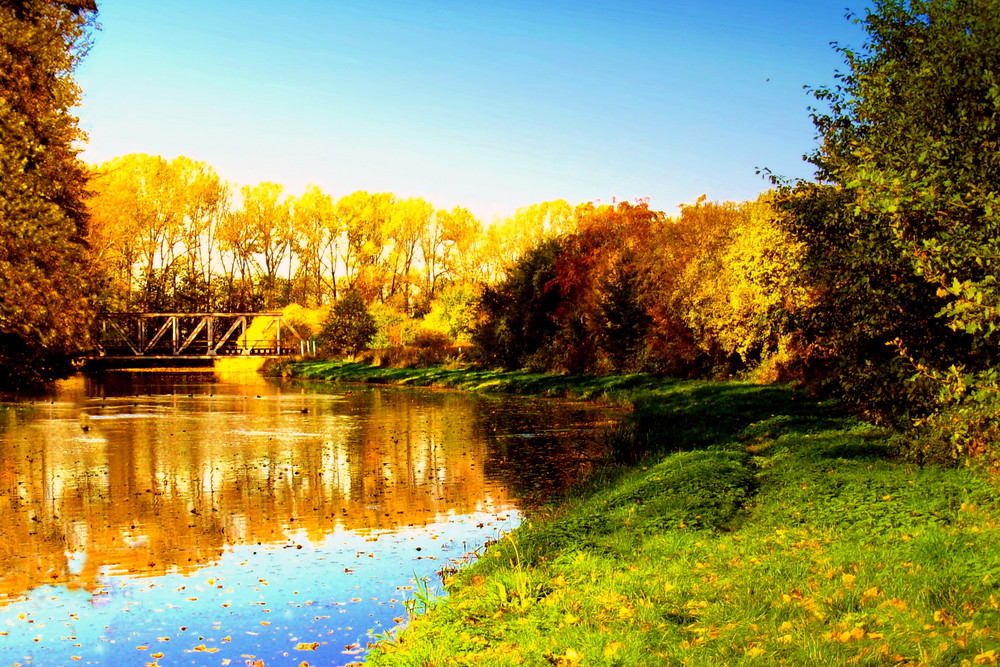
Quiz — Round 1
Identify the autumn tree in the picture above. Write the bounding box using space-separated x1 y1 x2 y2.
473 202 664 373
88 154 229 311
172 156 229 311
550 202 661 373
420 206 479 305
216 205 259 311
672 196 808 374
87 158 144 308
474 200 574 281
232 182 291 308
336 191 391 299
89 154 184 309
290 185 337 307
383 197 432 310
0 0 97 386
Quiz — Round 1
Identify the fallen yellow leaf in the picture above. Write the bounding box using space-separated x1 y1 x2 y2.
555 648 583 666
192 644 220 653
603 642 623 657
974 649 998 664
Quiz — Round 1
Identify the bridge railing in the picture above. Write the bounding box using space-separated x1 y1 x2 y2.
96 313 306 357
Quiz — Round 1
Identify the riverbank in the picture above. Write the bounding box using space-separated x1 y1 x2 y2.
268 359 669 401
277 361 1000 665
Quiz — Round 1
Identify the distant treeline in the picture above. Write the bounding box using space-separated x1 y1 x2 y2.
88 154 489 314
83 157 807 387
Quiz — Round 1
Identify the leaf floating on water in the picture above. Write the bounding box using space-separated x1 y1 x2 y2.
190 644 220 653
294 642 319 651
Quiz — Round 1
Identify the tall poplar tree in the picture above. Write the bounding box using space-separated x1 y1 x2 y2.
0 0 97 386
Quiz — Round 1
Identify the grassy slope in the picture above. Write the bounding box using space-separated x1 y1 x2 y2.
271 360 668 400
280 362 1000 666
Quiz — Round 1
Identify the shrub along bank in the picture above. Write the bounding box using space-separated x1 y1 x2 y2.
276 362 1000 666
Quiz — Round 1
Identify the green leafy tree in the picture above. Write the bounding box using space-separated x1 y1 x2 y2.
0 0 97 386
597 257 650 373
787 0 1000 451
318 289 377 355
472 238 563 369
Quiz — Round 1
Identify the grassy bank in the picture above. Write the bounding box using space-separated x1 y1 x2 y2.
278 362 1000 665
270 359 669 401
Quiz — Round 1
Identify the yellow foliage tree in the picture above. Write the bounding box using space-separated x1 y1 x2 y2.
675 194 809 370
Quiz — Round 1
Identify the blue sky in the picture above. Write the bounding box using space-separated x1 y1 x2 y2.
75 1 870 220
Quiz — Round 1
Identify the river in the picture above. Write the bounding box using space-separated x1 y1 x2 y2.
0 367 617 666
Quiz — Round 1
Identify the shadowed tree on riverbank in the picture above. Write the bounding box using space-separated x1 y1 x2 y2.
0 0 97 387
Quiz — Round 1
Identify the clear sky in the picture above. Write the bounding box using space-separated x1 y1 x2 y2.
75 0 870 221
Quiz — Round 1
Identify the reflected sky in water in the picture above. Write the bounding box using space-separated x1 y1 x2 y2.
0 368 617 666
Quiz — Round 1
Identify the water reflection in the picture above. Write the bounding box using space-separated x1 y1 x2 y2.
0 371 616 666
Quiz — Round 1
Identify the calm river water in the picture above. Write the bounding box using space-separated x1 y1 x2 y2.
0 368 617 667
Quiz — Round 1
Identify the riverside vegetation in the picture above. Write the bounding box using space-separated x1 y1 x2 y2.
4 0 1000 664
275 361 1000 666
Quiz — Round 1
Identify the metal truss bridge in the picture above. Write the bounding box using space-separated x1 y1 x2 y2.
95 312 308 360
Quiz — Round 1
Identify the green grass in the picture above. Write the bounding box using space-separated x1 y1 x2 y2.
279 362 1000 666
270 359 668 401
